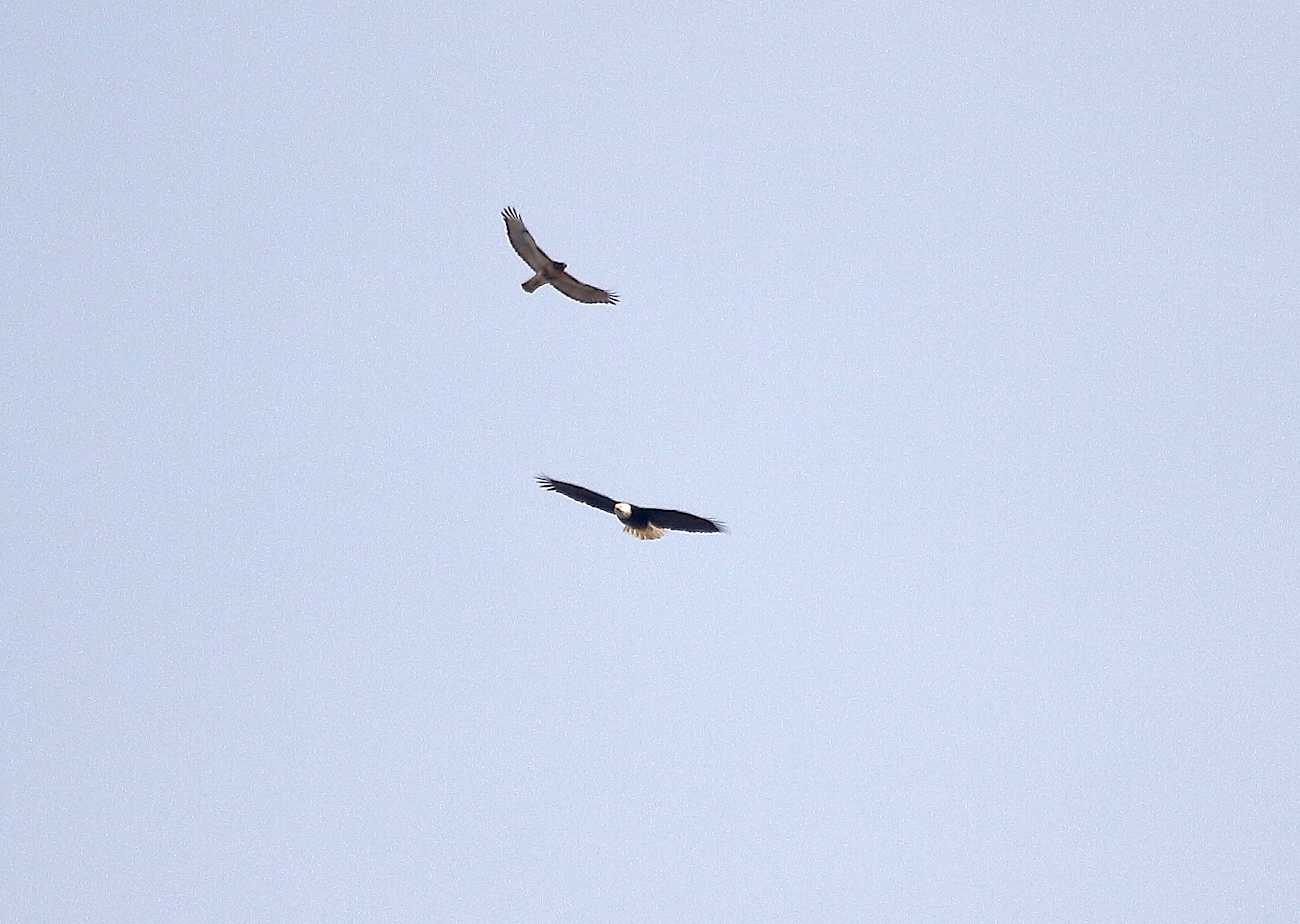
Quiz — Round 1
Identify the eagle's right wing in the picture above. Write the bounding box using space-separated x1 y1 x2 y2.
642 508 726 534
551 271 619 305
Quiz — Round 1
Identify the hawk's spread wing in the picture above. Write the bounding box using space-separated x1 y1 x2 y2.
551 272 619 305
642 508 727 533
502 207 551 273
537 476 618 514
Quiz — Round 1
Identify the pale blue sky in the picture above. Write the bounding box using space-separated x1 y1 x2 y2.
4 3 1298 922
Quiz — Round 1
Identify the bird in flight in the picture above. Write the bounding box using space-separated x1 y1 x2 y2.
537 476 725 540
502 207 619 304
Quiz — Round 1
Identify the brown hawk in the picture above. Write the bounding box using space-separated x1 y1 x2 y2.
502 208 618 304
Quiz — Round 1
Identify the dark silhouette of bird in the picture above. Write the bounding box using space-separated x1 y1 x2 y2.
537 476 725 539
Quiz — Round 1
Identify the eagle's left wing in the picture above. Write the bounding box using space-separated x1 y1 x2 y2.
537 476 619 514
642 508 726 534
502 208 550 273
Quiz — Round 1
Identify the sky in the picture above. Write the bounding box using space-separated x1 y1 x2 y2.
3 2 1298 922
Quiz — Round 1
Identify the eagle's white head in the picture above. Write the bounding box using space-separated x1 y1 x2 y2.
613 502 632 521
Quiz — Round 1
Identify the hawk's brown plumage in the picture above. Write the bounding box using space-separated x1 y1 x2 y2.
502 208 618 304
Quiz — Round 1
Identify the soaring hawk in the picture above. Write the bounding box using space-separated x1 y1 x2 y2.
502 208 618 304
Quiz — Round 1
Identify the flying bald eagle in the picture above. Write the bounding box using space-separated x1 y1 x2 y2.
537 476 725 540
502 208 618 304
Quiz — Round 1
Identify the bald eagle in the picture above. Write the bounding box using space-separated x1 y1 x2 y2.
502 208 618 304
537 476 726 540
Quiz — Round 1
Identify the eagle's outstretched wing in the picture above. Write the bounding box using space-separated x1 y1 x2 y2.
642 508 727 534
550 272 619 305
502 207 550 273
537 476 618 514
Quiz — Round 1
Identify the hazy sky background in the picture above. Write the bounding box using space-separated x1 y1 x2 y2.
4 2 1298 922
